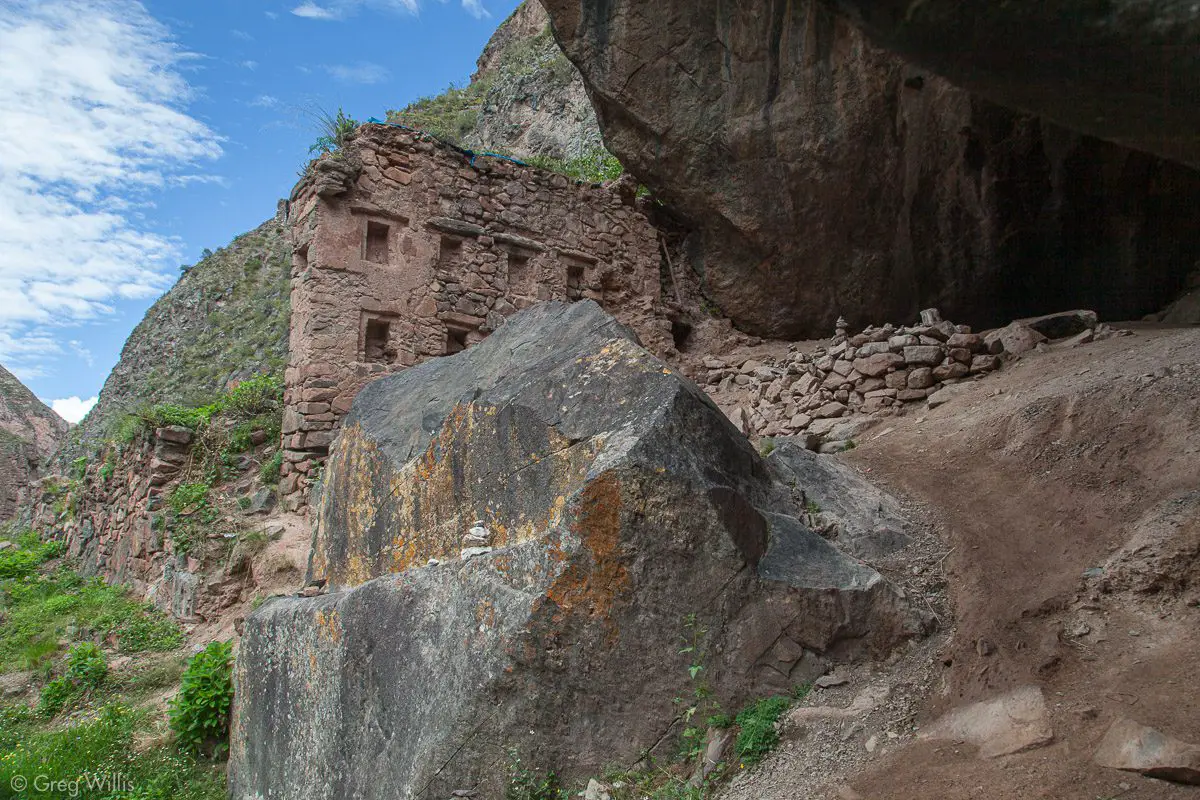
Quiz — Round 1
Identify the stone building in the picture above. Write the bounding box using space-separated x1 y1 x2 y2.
280 123 673 508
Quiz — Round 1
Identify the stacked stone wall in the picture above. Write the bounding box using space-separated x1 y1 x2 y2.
702 309 1127 449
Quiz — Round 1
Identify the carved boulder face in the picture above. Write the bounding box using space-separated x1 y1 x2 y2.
230 301 921 799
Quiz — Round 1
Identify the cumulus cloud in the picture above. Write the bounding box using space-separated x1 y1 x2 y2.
49 395 98 424
0 0 221 376
326 61 391 84
291 0 488 21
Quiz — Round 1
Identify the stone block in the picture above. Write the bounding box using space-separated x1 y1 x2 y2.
853 353 904 378
902 345 944 367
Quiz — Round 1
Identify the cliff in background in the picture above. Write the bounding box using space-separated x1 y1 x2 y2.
0 365 68 522
390 1 603 162
72 212 292 449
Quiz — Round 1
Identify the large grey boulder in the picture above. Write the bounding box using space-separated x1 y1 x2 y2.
230 301 921 799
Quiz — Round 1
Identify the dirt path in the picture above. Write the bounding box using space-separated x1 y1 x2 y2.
725 326 1200 799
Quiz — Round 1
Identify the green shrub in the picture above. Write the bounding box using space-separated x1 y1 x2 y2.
524 147 624 183
66 641 108 688
389 83 480 144
259 451 283 484
105 605 184 654
0 538 62 579
37 675 79 717
0 548 45 581
169 482 211 515
98 454 117 482
36 642 108 717
70 456 88 480
733 696 792 767
112 413 147 444
223 375 283 418
170 640 234 756
138 403 214 432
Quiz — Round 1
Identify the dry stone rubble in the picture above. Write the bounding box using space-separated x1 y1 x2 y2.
702 308 1127 449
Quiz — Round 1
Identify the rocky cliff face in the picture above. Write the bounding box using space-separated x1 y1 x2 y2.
74 212 291 447
390 1 603 161
819 0 1200 168
541 0 1200 338
0 366 68 522
231 302 922 798
466 1 603 159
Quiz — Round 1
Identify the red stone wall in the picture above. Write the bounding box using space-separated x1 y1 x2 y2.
280 124 672 509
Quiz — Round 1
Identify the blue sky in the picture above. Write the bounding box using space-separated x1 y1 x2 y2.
0 0 521 421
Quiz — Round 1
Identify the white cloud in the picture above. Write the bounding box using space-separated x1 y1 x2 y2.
291 2 341 19
291 0 488 21
460 0 488 19
241 59 259 70
249 94 281 109
49 395 98 424
0 0 221 377
326 61 391 84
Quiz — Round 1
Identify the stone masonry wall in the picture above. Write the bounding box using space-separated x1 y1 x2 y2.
280 123 670 510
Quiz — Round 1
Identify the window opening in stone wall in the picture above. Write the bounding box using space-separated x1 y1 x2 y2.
566 265 585 301
365 221 390 264
440 236 463 266
295 244 310 273
363 318 396 363
445 325 470 355
507 251 531 295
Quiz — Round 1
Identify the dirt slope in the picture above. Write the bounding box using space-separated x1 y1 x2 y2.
734 325 1200 799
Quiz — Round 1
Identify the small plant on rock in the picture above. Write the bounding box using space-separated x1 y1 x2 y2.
170 640 234 757
259 450 283 484
675 613 724 763
308 107 359 156
504 750 568 800
733 696 791 767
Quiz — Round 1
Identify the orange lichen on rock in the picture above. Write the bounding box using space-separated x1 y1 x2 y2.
544 473 629 626
320 398 610 587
